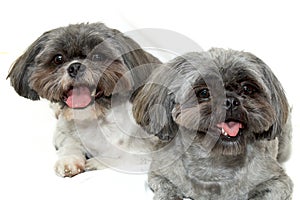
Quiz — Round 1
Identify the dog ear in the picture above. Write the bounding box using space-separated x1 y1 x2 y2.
133 56 194 141
246 52 290 140
265 68 290 140
115 31 161 68
7 32 50 100
132 81 178 141
112 31 161 83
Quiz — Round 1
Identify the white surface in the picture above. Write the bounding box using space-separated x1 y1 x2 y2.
1 0 299 199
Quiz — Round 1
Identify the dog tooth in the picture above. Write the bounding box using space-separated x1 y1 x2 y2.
221 128 228 136
221 128 225 134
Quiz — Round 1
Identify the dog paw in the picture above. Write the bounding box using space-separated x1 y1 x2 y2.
54 155 85 177
85 157 108 171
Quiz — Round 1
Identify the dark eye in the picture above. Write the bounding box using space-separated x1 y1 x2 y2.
195 88 210 99
242 84 257 95
91 53 106 61
53 54 64 65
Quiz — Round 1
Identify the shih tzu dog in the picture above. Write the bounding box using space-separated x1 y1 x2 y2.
132 48 293 199
7 22 161 177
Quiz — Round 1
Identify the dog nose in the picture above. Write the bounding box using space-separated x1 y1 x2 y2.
224 97 240 110
67 62 86 78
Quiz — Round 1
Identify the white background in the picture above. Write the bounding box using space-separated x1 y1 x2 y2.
0 0 299 199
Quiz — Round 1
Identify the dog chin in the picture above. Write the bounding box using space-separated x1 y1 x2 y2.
212 129 247 156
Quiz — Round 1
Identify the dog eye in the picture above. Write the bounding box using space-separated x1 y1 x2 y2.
91 53 106 61
195 88 210 99
242 84 257 95
53 54 64 65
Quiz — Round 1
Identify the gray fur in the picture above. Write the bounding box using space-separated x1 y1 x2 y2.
133 48 293 199
7 22 161 177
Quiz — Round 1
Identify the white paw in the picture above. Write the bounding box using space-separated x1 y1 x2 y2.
85 157 108 171
54 155 85 177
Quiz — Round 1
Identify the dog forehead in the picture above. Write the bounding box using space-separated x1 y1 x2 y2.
208 48 265 83
221 65 248 82
51 31 103 50
176 52 220 80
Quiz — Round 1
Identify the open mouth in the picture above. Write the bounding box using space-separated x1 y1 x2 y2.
63 85 103 109
217 121 244 139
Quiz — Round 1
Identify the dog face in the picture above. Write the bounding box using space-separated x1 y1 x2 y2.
8 23 160 115
133 48 289 156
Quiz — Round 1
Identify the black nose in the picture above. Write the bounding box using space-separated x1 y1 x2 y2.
224 97 240 110
67 62 86 78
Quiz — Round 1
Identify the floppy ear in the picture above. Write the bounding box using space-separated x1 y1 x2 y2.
122 36 160 64
132 81 178 141
7 32 50 100
115 31 161 67
246 52 290 140
111 31 161 84
264 67 290 140
254 66 291 164
133 56 194 141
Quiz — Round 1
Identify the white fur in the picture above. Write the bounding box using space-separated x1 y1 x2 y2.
53 101 158 177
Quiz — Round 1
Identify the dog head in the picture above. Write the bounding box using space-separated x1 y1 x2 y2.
133 48 289 155
7 22 160 118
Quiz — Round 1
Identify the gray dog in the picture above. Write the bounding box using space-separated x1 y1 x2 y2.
133 48 293 199
7 22 160 177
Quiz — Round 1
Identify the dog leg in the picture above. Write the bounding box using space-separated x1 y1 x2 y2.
148 171 183 200
248 173 293 200
53 124 86 177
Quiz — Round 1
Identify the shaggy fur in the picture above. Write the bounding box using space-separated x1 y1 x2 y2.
8 22 160 177
132 48 293 199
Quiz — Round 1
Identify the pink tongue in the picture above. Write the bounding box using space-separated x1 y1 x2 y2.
217 122 242 137
65 86 92 108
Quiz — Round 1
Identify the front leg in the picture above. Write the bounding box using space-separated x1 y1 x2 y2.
148 171 183 200
53 121 86 177
248 173 293 200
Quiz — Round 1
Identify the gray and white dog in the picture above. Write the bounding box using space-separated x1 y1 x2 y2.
133 48 293 199
7 22 160 177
